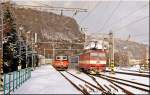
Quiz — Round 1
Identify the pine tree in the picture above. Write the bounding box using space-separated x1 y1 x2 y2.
2 7 24 73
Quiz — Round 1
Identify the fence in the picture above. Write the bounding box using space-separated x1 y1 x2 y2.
3 68 31 94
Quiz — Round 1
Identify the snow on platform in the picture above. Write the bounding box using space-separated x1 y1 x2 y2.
12 65 80 94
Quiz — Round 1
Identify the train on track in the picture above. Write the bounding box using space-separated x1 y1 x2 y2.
53 55 69 70
52 48 108 73
78 49 107 74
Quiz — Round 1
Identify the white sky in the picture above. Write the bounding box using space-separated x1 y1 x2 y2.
11 0 149 45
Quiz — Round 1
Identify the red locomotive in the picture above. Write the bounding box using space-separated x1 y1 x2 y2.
78 49 107 74
53 55 69 70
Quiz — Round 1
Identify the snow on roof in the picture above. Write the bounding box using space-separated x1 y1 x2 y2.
84 40 108 49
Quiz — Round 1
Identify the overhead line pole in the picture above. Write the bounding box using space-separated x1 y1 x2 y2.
109 31 115 74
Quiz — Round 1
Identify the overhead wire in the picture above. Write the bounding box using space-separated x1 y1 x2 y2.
134 38 149 45
132 33 149 38
97 0 122 33
30 1 86 45
114 15 149 44
13 1 149 45
101 4 148 32
79 1 101 24
30 1 87 12
114 15 149 32
132 33 149 43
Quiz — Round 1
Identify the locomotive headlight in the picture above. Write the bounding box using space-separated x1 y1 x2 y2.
60 62 63 65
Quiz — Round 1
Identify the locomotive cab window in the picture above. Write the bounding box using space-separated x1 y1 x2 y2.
56 56 61 60
98 53 106 59
91 53 98 57
91 53 106 59
63 56 68 60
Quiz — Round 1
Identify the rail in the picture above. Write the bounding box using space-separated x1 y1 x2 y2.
105 70 149 77
59 71 89 95
65 71 111 94
3 68 31 94
96 74 149 93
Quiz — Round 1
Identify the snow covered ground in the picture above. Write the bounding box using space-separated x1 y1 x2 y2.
67 69 125 94
11 64 149 94
116 67 149 74
61 71 102 94
68 68 149 94
12 65 80 94
106 66 149 74
101 71 149 85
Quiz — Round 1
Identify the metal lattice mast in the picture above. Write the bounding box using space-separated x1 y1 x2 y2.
109 31 115 74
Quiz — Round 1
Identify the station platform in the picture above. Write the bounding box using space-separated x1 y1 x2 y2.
12 65 80 94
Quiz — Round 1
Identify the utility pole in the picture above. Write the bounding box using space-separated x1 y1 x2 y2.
18 27 22 68
127 50 130 66
26 30 31 68
109 31 115 74
52 42 55 63
102 34 105 51
31 33 34 69
44 48 45 64
143 47 149 70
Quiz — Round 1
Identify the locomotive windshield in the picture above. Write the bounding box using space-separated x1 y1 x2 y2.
55 56 68 60
62 56 68 60
56 56 61 60
91 52 106 59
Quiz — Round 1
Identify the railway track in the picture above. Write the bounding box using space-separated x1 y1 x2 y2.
59 71 90 94
105 70 149 78
120 69 149 74
84 73 133 95
66 71 134 94
99 73 149 88
59 70 149 94
95 74 150 93
59 71 112 94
